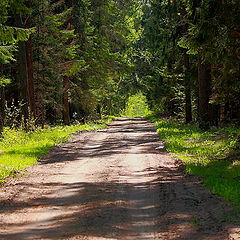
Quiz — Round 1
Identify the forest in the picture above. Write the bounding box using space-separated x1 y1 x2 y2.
0 0 240 129
0 1 240 238
0 0 142 130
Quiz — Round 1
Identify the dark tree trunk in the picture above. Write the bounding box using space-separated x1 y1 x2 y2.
0 64 5 133
25 38 35 119
198 56 212 129
223 101 230 122
184 51 192 124
40 104 45 129
0 87 5 134
209 104 220 126
97 104 102 119
181 7 192 123
63 77 70 125
25 13 36 120
62 0 73 125
14 14 29 122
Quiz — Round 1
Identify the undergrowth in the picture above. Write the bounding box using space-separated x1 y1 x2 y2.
149 115 240 205
0 118 112 182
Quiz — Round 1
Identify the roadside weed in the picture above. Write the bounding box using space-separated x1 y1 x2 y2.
149 115 240 204
0 120 109 182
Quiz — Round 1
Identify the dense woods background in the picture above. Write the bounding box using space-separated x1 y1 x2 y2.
0 0 240 130
0 0 142 130
138 0 240 129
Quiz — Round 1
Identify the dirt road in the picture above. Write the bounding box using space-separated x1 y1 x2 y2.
0 118 239 240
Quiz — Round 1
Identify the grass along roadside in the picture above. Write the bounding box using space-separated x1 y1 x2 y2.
0 118 113 182
149 115 240 205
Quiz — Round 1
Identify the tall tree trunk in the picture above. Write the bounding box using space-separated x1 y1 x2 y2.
25 38 35 119
25 12 36 120
63 77 70 125
181 6 192 123
198 55 212 129
0 64 5 134
14 14 29 123
0 87 5 134
184 52 192 123
62 0 73 125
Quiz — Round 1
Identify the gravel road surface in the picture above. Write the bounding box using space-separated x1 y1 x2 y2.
0 118 239 240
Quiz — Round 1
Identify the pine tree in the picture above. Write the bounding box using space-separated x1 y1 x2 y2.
0 0 34 131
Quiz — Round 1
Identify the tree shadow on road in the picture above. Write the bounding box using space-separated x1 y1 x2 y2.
0 118 238 239
0 166 236 240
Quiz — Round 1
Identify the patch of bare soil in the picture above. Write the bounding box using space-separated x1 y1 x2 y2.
0 118 239 240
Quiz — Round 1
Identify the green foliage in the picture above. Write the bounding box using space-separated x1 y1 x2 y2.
30 0 143 121
138 0 240 124
0 45 16 64
0 0 34 86
0 25 34 45
124 93 151 117
180 0 240 114
0 119 111 182
137 0 190 118
150 115 240 204
67 60 87 77
0 77 11 86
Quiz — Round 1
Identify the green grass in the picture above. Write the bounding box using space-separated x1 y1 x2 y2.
0 118 112 182
148 115 240 205
189 217 200 227
124 93 152 117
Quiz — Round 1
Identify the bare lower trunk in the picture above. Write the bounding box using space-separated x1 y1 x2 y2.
26 38 35 119
63 77 70 125
0 64 4 133
15 14 29 123
184 52 192 123
0 86 5 134
209 104 220 126
198 56 211 129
